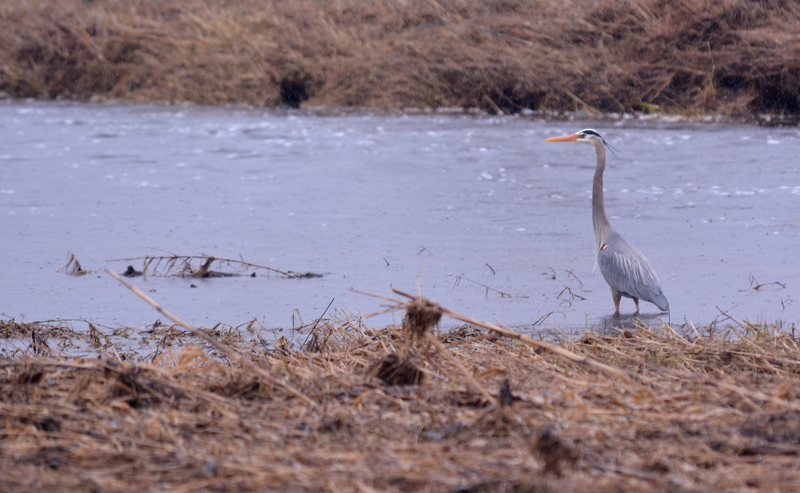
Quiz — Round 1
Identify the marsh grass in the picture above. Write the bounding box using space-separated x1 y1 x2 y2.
2 299 800 491
2 0 800 118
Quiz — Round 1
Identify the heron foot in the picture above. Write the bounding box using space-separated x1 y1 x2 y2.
634 298 640 315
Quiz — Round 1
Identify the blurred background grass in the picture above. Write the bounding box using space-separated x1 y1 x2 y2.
2 0 799 116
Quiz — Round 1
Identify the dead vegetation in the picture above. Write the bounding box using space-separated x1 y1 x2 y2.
2 292 800 492
109 254 286 278
52 253 323 279
110 254 322 279
57 252 92 276
2 0 800 119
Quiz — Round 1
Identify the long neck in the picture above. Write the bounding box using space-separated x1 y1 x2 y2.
592 141 613 249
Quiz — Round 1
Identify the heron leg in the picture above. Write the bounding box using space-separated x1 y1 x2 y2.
612 292 621 315
634 298 640 314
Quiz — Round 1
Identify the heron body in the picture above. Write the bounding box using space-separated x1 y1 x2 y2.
546 129 669 315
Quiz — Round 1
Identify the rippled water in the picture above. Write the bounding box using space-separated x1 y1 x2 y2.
1 100 798 336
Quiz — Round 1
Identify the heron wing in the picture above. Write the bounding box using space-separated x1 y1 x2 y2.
597 232 669 311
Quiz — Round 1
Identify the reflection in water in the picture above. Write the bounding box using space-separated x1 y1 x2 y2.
594 312 671 334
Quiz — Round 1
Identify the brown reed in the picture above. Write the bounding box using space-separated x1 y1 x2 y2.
2 306 799 491
2 0 799 118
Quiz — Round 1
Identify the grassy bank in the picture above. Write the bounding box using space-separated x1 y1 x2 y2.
2 300 800 492
2 0 800 117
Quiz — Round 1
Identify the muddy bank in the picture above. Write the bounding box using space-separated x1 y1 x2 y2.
2 310 800 492
2 0 800 117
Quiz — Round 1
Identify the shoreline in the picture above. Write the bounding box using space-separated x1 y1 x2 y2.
4 95 797 128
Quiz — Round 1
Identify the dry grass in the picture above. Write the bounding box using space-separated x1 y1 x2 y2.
2 297 800 492
2 0 800 117
105 254 322 279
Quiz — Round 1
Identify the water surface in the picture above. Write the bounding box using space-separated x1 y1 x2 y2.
1 101 798 335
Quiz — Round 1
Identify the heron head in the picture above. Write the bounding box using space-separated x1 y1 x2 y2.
545 128 604 145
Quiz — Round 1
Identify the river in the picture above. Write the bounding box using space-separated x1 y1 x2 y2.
1 100 797 339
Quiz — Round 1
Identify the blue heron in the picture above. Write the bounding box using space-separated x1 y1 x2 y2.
546 129 669 315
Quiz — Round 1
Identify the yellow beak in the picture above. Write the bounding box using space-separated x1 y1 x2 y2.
545 133 579 142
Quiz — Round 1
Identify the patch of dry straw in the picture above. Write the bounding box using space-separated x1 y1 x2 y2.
2 0 800 117
2 294 800 492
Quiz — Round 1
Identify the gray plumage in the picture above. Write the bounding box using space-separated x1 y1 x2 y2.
597 231 669 312
546 129 669 314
